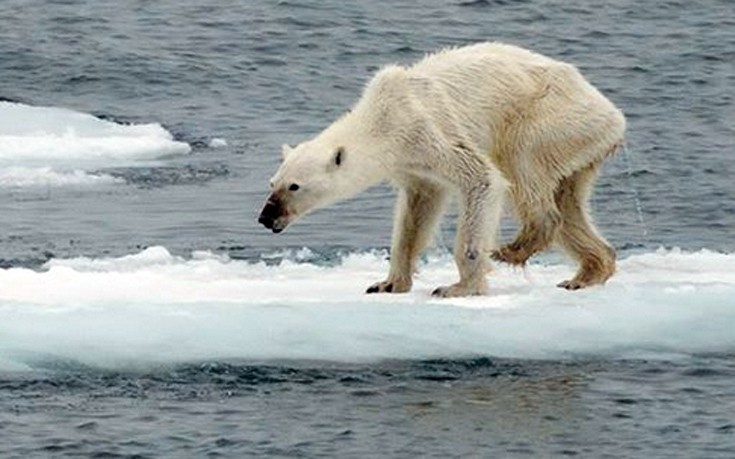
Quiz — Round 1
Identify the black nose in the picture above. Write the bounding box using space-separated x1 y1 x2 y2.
258 199 281 229
258 214 274 229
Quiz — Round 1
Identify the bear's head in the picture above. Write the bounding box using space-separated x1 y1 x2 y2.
258 79 403 234
259 138 375 234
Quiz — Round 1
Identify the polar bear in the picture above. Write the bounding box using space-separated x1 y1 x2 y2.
258 43 625 297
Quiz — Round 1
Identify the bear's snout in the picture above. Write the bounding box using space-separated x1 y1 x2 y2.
258 196 287 233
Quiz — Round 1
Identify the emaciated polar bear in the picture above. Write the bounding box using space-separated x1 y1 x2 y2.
259 43 625 297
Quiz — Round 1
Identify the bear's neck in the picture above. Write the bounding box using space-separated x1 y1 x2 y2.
321 111 397 189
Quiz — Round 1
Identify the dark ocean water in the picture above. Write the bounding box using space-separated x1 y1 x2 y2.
1 0 734 457
2 358 734 458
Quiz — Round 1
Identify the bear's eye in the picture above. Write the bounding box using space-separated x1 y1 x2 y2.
334 147 345 166
289 183 300 191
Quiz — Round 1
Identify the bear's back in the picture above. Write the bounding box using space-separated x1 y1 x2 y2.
410 43 562 80
416 42 551 65
403 42 617 129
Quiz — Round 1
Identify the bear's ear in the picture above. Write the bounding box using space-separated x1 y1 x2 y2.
333 147 345 168
281 144 294 160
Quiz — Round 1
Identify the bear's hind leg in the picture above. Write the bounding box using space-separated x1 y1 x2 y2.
493 190 562 266
367 179 448 294
554 161 616 290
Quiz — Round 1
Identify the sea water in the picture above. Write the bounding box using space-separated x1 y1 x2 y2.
1 0 734 457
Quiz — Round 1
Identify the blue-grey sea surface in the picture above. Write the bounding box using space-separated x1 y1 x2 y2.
1 0 734 457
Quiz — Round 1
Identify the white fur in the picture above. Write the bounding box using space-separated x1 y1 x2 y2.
265 42 626 296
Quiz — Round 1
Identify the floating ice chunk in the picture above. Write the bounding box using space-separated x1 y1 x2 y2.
208 138 228 148
0 102 190 168
0 248 734 369
0 166 122 188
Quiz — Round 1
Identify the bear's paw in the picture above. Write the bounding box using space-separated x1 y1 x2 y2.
431 282 487 298
491 244 532 266
366 278 411 294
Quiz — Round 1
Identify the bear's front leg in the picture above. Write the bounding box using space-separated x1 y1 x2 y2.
367 180 448 294
432 175 505 298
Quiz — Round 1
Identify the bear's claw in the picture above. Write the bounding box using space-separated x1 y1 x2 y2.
366 279 411 294
557 272 610 291
557 279 583 290
366 282 393 293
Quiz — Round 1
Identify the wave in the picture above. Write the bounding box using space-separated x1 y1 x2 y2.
0 102 190 188
1 247 734 370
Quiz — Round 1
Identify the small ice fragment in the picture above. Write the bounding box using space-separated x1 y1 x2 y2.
209 138 228 148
